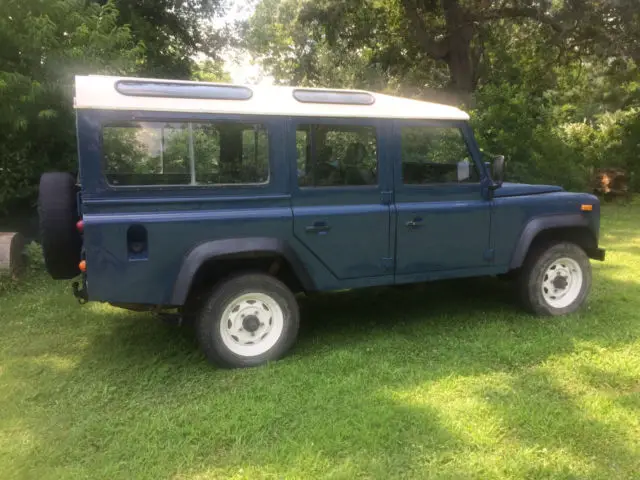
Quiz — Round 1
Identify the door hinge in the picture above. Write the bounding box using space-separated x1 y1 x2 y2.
381 257 394 271
380 190 393 205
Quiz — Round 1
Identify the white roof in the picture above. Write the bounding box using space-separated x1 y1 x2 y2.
74 75 470 121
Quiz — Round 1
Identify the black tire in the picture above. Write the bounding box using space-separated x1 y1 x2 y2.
38 172 82 279
196 273 300 368
518 242 592 316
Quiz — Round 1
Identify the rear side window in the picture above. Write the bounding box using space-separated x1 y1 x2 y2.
401 126 478 184
102 121 269 186
296 124 377 187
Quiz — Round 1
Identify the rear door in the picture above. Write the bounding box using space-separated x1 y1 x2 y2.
290 118 393 280
393 121 493 280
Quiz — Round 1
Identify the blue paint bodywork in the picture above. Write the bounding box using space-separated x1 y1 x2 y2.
76 109 602 306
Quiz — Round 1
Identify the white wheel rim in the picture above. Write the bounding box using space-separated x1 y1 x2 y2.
541 257 583 309
219 292 284 357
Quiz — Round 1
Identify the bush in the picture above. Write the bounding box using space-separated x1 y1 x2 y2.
24 242 45 273
472 81 639 193
471 83 589 190
0 0 143 214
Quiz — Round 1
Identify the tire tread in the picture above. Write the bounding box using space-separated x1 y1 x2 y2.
38 172 82 279
518 241 592 316
195 273 299 368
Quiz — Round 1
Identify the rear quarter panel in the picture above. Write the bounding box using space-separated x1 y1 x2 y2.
82 199 295 305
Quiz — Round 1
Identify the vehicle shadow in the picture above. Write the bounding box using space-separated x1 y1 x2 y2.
293 274 629 375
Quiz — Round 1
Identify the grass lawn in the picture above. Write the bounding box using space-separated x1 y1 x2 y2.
1 204 639 479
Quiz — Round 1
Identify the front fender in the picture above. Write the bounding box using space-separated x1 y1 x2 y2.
170 237 314 305
509 214 596 269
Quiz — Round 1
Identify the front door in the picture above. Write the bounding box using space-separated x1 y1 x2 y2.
291 118 392 280
393 121 492 280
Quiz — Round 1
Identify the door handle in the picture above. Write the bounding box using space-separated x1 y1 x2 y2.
405 217 423 228
305 222 331 234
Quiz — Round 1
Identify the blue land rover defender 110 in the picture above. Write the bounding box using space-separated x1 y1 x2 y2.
38 76 605 368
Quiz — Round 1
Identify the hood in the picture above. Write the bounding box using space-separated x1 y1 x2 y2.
493 182 564 197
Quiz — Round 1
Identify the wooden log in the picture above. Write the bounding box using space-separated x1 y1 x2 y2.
0 232 25 278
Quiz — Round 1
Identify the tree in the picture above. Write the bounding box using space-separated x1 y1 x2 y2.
392 0 637 98
245 0 639 191
0 0 233 214
0 0 143 213
248 0 640 102
95 0 229 78
193 59 232 83
244 0 402 89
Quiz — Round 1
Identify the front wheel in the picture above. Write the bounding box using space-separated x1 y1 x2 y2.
518 242 592 316
196 273 300 368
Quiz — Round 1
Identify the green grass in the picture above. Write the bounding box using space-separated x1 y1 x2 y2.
1 205 640 479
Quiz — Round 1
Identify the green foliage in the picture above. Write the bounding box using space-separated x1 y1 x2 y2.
246 0 640 192
103 127 151 174
243 0 394 89
0 0 230 214
0 0 143 213
472 83 580 189
103 122 269 185
466 19 639 191
192 59 233 83
0 0 637 210
471 35 639 191
24 241 45 272
105 0 227 78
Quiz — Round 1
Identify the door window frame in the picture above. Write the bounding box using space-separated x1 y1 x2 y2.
392 119 490 193
101 119 271 188
287 116 392 195
79 109 287 199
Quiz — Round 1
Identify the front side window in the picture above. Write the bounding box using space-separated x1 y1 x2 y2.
103 121 269 186
401 126 478 184
296 124 377 187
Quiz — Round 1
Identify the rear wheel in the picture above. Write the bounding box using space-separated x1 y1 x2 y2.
518 242 592 316
196 273 299 368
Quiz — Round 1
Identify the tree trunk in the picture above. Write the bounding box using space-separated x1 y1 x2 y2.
220 126 243 166
0 232 24 278
442 0 476 105
402 0 478 105
445 38 475 104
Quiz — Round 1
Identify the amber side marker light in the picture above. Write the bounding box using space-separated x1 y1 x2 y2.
581 204 593 211
79 260 87 272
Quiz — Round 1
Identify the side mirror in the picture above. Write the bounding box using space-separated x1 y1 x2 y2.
491 155 505 189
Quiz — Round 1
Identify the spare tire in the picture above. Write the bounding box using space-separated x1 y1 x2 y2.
38 172 82 279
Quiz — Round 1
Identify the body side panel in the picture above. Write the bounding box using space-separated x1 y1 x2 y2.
391 120 494 275
491 192 601 268
78 110 345 305
288 117 394 280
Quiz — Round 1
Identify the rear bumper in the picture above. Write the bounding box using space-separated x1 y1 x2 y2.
587 248 606 261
